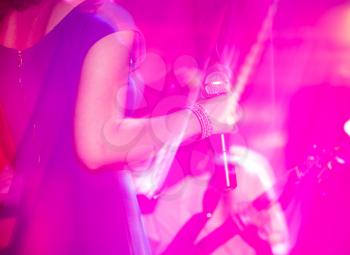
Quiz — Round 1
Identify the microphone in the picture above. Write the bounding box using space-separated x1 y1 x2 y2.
203 71 237 191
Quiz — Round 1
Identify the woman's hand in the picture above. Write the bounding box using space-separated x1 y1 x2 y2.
199 92 239 134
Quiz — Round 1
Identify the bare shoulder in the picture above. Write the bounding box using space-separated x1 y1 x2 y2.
85 30 135 61
91 2 144 66
97 1 138 32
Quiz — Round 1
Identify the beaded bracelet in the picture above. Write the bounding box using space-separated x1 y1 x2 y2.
187 103 213 139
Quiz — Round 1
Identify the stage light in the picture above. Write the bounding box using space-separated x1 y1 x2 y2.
344 119 350 137
206 212 212 219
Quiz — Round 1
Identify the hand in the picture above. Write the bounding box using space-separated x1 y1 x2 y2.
199 92 239 134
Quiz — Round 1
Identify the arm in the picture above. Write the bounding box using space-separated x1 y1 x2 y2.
75 31 237 170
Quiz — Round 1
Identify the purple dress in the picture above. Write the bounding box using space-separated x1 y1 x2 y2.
0 5 150 255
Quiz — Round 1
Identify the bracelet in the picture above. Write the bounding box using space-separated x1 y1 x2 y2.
187 103 213 139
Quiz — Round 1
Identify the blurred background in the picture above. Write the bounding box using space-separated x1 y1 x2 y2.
115 0 350 254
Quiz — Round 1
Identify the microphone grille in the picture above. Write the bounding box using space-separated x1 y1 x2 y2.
203 71 230 98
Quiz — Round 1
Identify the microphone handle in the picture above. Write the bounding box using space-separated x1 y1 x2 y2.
208 133 237 190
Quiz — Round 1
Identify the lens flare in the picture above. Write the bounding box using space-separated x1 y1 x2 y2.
344 119 350 137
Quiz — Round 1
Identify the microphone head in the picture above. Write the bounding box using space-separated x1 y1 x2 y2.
203 71 231 98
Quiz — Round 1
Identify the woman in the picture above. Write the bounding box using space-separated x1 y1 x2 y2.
0 0 237 254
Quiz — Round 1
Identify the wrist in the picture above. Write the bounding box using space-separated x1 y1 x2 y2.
186 103 213 140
